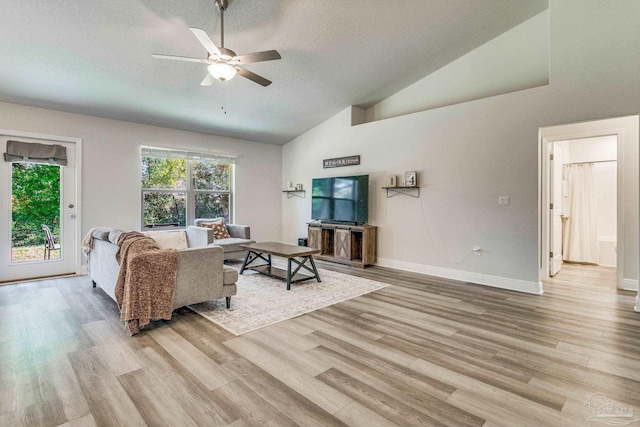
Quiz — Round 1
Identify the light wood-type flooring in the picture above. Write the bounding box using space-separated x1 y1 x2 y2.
1 262 639 426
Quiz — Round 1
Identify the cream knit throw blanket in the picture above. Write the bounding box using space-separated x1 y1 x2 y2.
81 227 110 255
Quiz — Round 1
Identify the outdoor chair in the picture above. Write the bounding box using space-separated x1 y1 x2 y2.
41 224 60 259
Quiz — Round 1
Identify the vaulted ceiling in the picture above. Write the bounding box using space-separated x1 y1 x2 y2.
0 0 548 144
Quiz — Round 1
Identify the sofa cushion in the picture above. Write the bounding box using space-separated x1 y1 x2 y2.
200 219 231 240
210 237 253 253
223 266 239 285
91 228 112 241
194 217 223 227
108 229 124 244
146 231 188 249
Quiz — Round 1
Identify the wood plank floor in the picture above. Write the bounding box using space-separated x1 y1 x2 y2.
1 262 638 426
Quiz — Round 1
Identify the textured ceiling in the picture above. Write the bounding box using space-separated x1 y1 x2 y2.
0 0 548 145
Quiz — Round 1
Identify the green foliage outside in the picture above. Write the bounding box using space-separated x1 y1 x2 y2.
142 157 186 189
143 192 186 226
193 161 230 191
11 163 60 247
141 157 231 227
195 193 230 220
193 162 230 220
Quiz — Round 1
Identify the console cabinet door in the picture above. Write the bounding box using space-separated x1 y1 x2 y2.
361 227 377 264
334 229 351 260
308 227 321 250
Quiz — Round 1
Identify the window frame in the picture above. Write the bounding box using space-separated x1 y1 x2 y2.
140 150 234 230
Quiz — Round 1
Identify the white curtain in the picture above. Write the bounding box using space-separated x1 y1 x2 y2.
562 164 599 264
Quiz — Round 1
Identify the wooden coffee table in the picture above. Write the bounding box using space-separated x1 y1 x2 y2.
239 242 321 290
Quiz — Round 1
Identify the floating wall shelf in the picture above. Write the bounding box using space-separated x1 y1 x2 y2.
283 190 306 199
382 186 420 198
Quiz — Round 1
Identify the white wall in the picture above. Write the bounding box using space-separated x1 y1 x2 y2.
0 101 283 265
366 10 550 123
282 0 640 294
595 162 618 267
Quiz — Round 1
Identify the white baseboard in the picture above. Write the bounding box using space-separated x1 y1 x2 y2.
621 278 638 292
375 258 543 295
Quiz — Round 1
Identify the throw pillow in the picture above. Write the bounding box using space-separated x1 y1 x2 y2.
200 219 231 240
146 231 188 249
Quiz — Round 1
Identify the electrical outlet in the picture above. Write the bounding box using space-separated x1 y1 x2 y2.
498 196 510 206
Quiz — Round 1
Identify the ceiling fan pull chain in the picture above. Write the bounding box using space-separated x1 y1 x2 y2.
221 85 228 115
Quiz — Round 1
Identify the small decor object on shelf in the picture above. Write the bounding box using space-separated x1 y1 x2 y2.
295 183 303 191
405 171 417 187
287 181 294 191
387 175 397 187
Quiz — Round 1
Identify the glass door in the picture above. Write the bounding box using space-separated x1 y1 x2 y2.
10 162 62 262
0 137 77 283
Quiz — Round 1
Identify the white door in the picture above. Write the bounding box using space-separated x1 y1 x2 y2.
0 136 78 282
549 143 563 276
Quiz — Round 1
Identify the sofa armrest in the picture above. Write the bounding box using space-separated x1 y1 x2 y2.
227 224 250 239
173 245 225 308
186 226 213 247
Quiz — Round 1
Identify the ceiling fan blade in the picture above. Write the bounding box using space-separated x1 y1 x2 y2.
200 74 215 86
152 54 208 63
189 27 221 57
234 50 281 64
236 67 272 87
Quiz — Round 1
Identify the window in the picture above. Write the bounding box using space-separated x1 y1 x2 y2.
141 147 234 229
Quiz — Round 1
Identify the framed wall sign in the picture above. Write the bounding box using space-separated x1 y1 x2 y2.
405 171 417 187
323 155 360 169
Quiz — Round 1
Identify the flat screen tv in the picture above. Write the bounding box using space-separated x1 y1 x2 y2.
311 175 369 224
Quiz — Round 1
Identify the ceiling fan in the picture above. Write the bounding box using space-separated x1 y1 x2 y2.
152 0 281 87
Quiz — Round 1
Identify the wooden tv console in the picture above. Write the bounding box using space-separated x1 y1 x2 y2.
307 223 376 268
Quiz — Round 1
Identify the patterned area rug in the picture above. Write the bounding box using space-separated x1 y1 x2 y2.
189 267 389 335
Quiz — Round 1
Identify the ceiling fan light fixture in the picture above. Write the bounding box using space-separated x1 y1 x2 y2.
207 63 237 81
153 0 280 87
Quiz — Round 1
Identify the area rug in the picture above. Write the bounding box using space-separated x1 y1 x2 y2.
189 267 389 335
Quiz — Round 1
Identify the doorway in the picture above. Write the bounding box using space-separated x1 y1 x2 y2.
0 131 81 283
539 115 639 293
548 136 617 279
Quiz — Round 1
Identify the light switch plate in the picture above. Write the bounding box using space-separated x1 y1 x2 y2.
498 196 510 206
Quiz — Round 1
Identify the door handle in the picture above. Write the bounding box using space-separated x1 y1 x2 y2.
68 213 77 218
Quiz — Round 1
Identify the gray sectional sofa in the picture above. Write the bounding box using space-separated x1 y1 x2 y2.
193 218 255 260
87 226 238 309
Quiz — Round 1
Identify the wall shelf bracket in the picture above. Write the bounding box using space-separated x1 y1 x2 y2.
382 186 420 198
283 190 306 199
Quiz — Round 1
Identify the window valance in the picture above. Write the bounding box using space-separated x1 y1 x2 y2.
4 140 68 166
140 146 236 164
